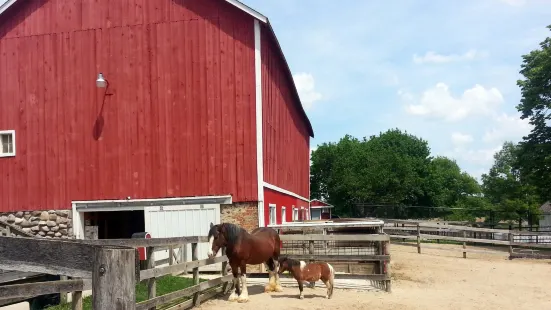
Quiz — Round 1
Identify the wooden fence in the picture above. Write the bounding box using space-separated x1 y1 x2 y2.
382 219 551 259
277 233 392 292
0 235 232 310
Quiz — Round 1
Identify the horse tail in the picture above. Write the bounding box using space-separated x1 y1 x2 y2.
327 263 335 280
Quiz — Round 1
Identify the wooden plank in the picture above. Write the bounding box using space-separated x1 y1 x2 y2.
0 236 95 278
247 272 390 281
280 234 390 241
511 242 551 249
184 256 228 271
140 262 187 281
164 287 224 310
385 219 551 236
420 234 511 245
285 254 390 262
135 274 233 310
388 234 417 240
67 236 206 248
92 246 136 310
0 279 92 298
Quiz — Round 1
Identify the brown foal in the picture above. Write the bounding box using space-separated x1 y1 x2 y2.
278 256 335 299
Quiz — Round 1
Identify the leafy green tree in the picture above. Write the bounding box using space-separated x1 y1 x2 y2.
481 142 541 225
515 24 551 200
309 129 481 219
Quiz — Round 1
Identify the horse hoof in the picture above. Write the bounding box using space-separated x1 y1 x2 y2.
274 285 283 292
299 295 304 300
228 293 238 302
237 296 249 303
264 285 274 293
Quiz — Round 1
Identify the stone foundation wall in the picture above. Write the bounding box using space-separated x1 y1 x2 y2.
220 202 264 273
0 210 73 239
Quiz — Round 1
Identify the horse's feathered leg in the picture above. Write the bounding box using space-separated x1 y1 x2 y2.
237 263 249 303
273 259 283 292
228 262 240 302
264 258 277 293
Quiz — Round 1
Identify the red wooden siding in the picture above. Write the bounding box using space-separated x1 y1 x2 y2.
0 0 258 212
261 27 310 199
264 187 309 226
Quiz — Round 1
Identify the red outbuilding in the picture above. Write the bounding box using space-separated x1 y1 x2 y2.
0 0 313 245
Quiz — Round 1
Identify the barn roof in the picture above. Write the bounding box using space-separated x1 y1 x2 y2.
0 0 314 138
540 201 551 213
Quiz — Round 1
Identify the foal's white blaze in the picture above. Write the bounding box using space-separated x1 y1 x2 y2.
299 261 306 271
207 236 214 257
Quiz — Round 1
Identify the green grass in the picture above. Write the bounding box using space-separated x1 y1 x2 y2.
46 275 208 310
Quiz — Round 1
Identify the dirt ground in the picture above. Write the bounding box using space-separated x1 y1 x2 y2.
198 243 551 310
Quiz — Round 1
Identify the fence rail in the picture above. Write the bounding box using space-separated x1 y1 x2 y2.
278 233 391 292
383 219 551 259
0 235 231 310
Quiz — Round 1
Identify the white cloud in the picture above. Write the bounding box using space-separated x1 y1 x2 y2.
482 112 532 143
400 83 504 122
293 73 322 111
412 49 488 64
451 132 474 146
445 145 502 166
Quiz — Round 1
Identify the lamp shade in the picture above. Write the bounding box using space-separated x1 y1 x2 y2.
96 73 107 88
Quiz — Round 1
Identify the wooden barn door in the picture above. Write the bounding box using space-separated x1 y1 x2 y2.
144 204 221 272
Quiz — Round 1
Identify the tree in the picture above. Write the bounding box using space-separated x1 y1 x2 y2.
309 129 480 219
481 142 541 225
515 24 551 200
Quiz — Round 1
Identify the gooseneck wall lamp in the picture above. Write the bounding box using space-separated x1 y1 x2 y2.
96 72 109 88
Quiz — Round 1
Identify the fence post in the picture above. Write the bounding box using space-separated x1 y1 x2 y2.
384 240 392 293
92 246 136 310
192 242 200 306
508 233 513 259
462 230 467 259
308 240 317 287
146 246 156 310
169 245 174 266
71 289 83 310
416 223 421 254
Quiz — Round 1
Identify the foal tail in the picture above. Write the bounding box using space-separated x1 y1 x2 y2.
327 263 335 298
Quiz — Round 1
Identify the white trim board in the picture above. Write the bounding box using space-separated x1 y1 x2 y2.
254 19 265 227
225 0 267 23
0 0 16 15
263 182 309 203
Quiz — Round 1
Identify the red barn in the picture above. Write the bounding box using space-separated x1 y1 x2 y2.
0 0 313 248
310 199 334 220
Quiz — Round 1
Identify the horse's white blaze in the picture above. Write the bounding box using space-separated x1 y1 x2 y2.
207 236 214 256
299 261 306 271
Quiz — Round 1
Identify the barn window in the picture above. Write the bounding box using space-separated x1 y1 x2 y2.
281 207 286 224
0 130 15 157
269 204 276 225
292 206 298 221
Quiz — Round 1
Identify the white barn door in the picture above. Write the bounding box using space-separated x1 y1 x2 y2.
144 204 222 272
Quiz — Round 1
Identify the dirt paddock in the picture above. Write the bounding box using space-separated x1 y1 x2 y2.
198 243 551 310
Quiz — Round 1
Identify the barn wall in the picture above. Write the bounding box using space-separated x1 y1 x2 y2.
260 26 310 199
263 187 309 225
0 0 258 213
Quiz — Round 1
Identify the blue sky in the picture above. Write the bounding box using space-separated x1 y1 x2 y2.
244 0 551 181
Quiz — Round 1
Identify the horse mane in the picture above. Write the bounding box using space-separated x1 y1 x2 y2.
222 223 247 245
280 256 301 267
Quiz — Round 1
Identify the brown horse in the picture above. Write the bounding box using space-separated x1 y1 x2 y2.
207 222 283 303
278 256 335 299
